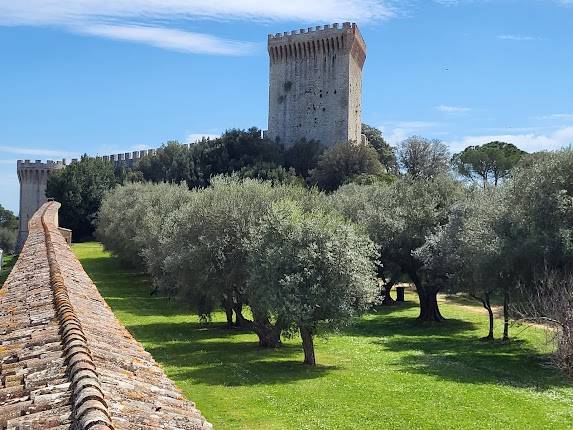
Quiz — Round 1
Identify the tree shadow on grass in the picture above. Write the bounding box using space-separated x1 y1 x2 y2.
378 334 571 391
340 307 571 391
128 321 337 386
342 308 477 338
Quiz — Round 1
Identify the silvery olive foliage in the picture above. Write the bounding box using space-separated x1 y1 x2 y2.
415 188 507 292
414 188 509 338
247 200 379 335
333 175 462 321
501 150 573 368
501 150 573 282
96 182 192 268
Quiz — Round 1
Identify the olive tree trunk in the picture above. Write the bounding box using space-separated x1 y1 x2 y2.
223 295 234 328
503 287 510 341
233 302 245 327
299 327 316 365
235 309 282 348
411 272 444 322
472 292 494 340
380 272 401 305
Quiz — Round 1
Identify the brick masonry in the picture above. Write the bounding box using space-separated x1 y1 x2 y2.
1 201 212 429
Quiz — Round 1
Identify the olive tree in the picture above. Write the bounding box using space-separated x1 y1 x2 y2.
158 176 317 347
334 175 462 321
247 200 379 364
415 189 510 339
500 150 573 343
96 182 192 267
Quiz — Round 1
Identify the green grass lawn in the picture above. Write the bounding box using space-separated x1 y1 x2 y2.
73 242 573 430
1 254 17 285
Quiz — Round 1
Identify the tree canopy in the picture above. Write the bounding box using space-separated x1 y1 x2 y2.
311 142 387 191
361 123 397 172
333 175 463 321
0 204 18 253
247 200 378 364
398 136 450 178
452 141 526 187
47 155 118 240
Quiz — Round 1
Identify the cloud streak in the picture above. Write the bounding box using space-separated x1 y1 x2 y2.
0 1 394 55
437 105 471 113
0 145 76 158
447 126 573 153
0 1 394 26
497 34 542 41
78 25 257 55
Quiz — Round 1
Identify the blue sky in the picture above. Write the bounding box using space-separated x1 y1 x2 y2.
1 0 572 212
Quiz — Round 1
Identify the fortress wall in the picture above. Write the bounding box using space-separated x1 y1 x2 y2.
1 201 212 429
16 160 65 252
267 22 366 146
15 148 163 251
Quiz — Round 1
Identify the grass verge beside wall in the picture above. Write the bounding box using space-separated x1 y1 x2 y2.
73 242 573 430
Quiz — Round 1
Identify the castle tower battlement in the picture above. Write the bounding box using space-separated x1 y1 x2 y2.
267 22 366 146
15 148 165 251
16 159 66 251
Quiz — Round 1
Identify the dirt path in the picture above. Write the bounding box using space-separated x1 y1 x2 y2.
395 283 550 330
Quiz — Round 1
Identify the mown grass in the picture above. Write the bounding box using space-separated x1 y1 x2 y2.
73 242 573 430
0 254 16 285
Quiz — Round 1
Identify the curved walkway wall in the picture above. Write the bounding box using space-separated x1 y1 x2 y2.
0 201 212 430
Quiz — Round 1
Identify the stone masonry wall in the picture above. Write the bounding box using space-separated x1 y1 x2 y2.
267 22 366 147
1 201 212 429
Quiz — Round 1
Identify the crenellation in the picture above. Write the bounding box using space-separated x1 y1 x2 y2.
16 147 164 252
267 22 366 146
15 158 66 252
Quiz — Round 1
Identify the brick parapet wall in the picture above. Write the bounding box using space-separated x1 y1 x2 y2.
1 202 212 430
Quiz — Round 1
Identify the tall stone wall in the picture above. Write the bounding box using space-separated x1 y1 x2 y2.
1 201 212 429
16 160 65 252
267 22 367 147
15 148 161 252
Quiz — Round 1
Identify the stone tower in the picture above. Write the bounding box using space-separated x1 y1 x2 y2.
267 22 366 147
16 159 65 251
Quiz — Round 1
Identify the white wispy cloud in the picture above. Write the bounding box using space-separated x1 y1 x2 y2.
78 25 257 55
537 113 573 121
0 145 75 158
437 105 471 113
0 1 394 26
446 126 573 153
379 121 444 145
497 34 542 41
0 1 394 55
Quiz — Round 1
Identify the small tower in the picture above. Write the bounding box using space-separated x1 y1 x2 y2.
16 159 65 252
267 22 367 147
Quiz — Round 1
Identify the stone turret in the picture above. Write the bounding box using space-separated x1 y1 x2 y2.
267 22 367 146
15 148 166 251
16 159 66 252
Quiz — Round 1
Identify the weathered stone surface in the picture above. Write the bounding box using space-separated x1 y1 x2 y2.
1 202 212 429
267 22 367 146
